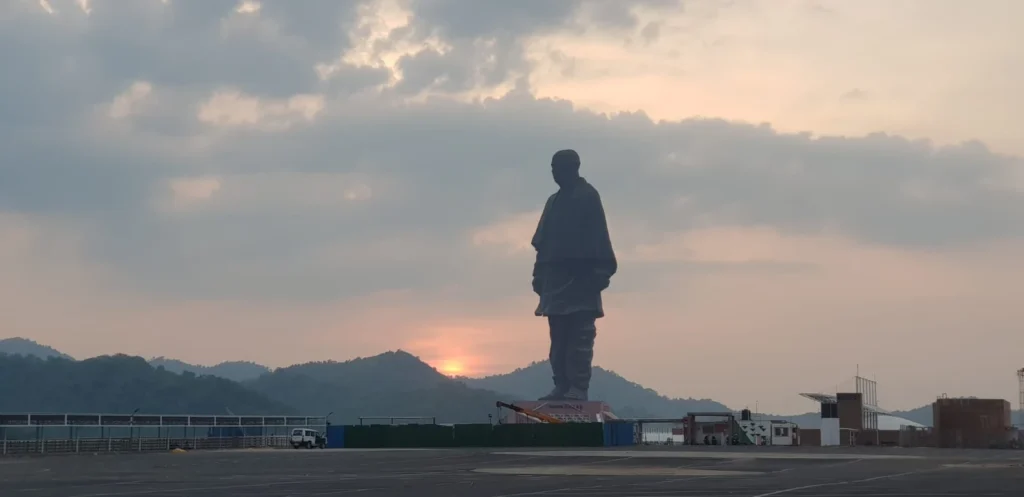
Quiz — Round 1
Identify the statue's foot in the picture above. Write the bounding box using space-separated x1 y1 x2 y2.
538 387 567 401
562 387 588 401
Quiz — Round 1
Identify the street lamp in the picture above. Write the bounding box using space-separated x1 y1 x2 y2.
326 412 334 427
129 408 140 440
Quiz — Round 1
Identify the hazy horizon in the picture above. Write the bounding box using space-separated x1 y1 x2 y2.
5 335 914 416
3 0 1022 413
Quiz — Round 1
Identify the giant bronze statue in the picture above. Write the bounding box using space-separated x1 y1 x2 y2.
531 149 617 401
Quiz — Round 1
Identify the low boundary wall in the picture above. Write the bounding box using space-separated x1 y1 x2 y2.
2 436 291 456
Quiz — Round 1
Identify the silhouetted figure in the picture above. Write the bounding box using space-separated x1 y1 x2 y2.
531 149 617 401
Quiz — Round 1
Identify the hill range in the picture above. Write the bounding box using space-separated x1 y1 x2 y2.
0 337 984 426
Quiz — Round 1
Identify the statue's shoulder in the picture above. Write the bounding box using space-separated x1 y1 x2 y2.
576 179 602 201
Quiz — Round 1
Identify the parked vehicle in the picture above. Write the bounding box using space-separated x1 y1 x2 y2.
290 428 326 449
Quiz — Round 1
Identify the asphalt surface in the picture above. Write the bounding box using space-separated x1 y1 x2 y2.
1 446 1023 497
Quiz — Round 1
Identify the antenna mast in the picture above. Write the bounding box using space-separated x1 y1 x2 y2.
1017 368 1024 426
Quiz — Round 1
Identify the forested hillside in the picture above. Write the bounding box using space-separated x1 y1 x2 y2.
0 353 292 415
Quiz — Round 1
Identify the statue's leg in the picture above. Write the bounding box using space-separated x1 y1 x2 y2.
538 315 570 400
563 312 597 401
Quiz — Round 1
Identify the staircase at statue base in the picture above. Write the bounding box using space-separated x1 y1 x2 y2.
503 400 617 424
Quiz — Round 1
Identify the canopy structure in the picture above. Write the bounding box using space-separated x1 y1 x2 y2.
799 393 891 415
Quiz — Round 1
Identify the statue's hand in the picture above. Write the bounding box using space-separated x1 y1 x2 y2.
532 276 543 295
591 268 612 291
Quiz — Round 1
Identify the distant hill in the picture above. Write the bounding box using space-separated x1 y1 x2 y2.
5 337 1018 426
459 360 729 418
0 337 73 360
760 403 1023 429
0 353 292 415
887 404 1022 427
148 357 271 382
890 405 933 426
245 351 512 424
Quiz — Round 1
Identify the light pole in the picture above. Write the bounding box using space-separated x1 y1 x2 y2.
326 412 334 428
129 408 140 440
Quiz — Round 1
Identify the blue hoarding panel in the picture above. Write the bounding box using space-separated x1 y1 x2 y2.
326 425 345 448
603 422 636 446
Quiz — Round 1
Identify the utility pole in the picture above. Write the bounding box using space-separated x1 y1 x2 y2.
1016 369 1023 427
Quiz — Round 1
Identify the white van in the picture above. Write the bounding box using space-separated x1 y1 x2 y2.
290 428 326 449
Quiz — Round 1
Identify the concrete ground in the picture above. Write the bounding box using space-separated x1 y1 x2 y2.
1 446 1022 496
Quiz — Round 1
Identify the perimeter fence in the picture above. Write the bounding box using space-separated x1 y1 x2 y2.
0 412 326 456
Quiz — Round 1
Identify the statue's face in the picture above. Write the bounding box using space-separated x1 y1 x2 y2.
551 161 577 187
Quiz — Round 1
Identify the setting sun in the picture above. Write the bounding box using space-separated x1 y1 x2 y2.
437 359 465 376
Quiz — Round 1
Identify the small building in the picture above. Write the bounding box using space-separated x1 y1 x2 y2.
503 400 616 424
799 392 889 446
933 397 1013 448
678 412 736 445
737 419 798 446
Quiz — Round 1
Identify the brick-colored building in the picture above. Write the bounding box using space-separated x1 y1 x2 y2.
933 398 1012 448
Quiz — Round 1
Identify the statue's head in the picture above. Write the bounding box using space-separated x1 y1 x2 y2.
551 149 581 188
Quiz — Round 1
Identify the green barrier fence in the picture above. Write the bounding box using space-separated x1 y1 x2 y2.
490 423 534 447
452 423 494 447
389 424 455 448
342 424 455 448
489 422 605 447
343 422 606 449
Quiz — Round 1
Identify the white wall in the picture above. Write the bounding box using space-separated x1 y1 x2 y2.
820 418 840 446
772 423 796 446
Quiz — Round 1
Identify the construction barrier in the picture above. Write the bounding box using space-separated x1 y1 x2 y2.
342 422 611 449
603 421 636 446
2 436 289 456
326 425 345 448
452 424 494 447
341 425 372 448
342 424 456 448
389 424 455 448
490 423 605 447
490 423 536 447
534 422 605 447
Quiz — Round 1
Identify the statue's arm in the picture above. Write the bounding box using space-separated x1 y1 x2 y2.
591 259 616 291
532 260 544 295
531 197 553 296
582 190 617 290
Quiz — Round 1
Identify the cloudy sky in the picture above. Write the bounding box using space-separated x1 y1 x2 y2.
2 0 1022 413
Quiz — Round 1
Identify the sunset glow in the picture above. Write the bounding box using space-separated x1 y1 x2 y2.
436 359 466 376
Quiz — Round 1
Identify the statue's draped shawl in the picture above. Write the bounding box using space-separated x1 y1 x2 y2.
531 177 615 264
531 177 617 318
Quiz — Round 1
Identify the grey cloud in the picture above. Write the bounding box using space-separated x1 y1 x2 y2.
407 0 682 38
2 2 1022 303
640 21 662 44
406 0 582 40
0 0 377 115
842 88 868 100
582 0 681 30
257 0 369 57
391 41 528 95
68 93 1021 302
395 0 684 95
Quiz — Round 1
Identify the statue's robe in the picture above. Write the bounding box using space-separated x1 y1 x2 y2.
531 177 616 399
531 177 617 317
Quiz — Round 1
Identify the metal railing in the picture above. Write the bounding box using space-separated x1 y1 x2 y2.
636 422 681 445
0 413 325 428
1 436 291 456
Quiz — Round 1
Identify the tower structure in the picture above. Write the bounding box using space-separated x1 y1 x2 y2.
1017 368 1023 426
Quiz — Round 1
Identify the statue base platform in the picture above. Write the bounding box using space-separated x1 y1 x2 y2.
503 400 617 424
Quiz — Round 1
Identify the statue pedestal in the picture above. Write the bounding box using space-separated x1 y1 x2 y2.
503 400 617 424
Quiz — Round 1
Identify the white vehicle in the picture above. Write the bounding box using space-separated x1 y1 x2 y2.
290 428 326 449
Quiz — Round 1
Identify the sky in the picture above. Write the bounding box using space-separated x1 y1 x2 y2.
2 0 1022 413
